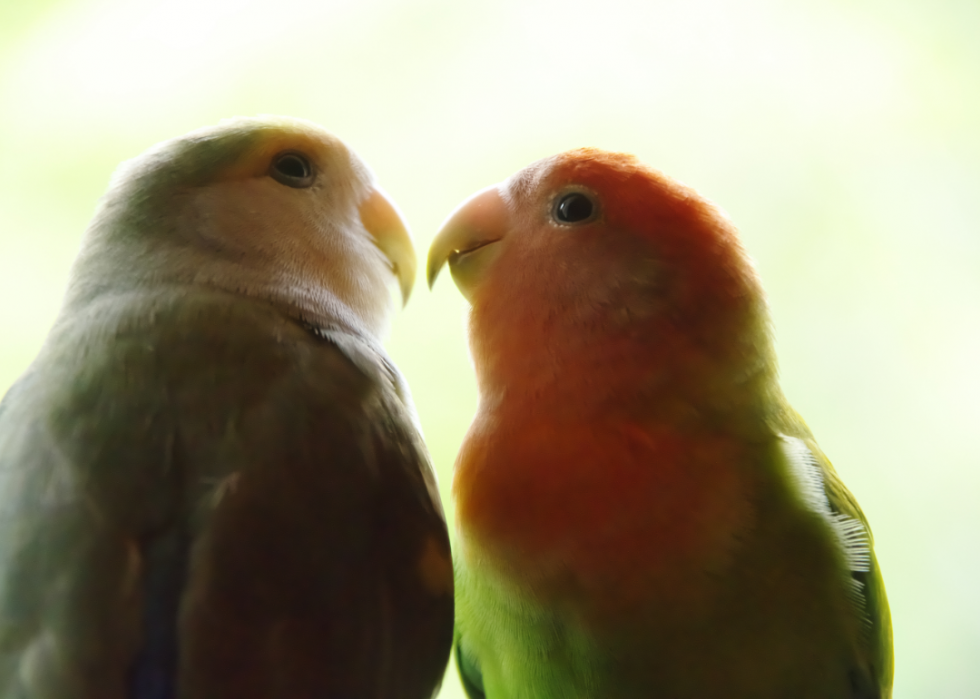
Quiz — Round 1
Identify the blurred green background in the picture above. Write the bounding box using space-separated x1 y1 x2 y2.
1 0 977 696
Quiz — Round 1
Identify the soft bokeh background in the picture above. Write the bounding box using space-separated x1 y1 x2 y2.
1 0 977 695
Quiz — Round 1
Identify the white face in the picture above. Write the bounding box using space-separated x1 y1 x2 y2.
181 132 396 337
77 117 413 340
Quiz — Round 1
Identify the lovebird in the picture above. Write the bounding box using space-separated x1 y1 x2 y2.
427 149 892 699
0 116 453 699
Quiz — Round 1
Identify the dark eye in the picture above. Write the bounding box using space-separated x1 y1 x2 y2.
553 192 595 224
270 151 315 188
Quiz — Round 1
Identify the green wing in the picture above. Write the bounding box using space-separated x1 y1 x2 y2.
775 411 893 699
455 635 487 699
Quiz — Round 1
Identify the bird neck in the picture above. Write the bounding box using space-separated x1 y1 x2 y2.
468 299 777 436
452 382 771 623
63 215 392 342
455 294 780 612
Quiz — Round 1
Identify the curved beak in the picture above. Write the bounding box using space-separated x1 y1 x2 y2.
360 187 416 305
426 185 509 302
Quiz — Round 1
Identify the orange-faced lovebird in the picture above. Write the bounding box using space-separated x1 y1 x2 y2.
0 116 453 699
428 148 891 699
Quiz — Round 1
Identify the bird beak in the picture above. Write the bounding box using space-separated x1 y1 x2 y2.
426 185 509 303
360 187 416 306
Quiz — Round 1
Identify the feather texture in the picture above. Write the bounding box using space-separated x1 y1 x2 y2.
429 148 891 698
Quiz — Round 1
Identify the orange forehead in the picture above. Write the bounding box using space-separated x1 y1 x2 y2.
549 149 699 224
544 148 742 262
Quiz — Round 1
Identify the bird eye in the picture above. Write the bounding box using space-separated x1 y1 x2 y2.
553 192 595 224
270 151 315 188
